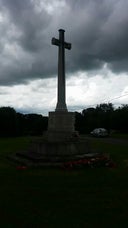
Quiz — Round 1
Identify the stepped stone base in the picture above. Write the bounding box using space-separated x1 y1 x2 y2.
29 137 90 156
8 137 91 167
7 111 92 167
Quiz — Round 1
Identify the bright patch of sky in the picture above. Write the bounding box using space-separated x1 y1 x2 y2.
0 67 128 116
33 0 66 14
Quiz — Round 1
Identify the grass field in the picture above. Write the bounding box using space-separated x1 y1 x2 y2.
0 135 128 228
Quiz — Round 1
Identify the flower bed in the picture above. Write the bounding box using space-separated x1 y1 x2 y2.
62 154 116 170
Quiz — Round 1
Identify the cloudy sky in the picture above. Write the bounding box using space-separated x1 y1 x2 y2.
0 0 128 115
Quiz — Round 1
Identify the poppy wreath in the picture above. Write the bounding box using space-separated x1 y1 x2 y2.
62 154 116 170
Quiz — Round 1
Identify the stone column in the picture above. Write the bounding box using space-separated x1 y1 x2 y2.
56 29 67 111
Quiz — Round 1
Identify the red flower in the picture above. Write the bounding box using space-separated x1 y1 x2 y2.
16 166 27 170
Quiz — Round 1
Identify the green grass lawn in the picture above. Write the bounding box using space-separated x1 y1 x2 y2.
0 136 128 228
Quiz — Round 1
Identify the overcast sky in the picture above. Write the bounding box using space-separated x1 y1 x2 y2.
0 0 128 115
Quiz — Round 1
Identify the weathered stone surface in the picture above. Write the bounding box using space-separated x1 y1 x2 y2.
8 136 91 167
29 137 90 156
47 111 76 141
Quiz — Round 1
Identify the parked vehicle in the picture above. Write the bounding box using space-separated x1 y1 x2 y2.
90 128 109 137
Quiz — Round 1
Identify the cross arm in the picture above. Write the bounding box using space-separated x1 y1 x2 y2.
52 37 60 46
64 42 71 50
52 37 71 50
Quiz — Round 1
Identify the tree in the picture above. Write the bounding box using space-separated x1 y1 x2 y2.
113 105 128 133
95 103 114 132
96 103 114 113
82 108 97 132
17 113 48 136
75 112 84 133
0 107 18 136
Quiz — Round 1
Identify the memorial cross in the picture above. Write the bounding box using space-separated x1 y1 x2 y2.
52 29 71 112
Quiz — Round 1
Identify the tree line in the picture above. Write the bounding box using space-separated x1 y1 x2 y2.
0 107 48 137
0 103 128 137
75 103 128 134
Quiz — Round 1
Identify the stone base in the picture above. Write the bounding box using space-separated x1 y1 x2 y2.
7 111 92 167
29 137 90 156
47 111 76 142
46 130 76 142
8 137 91 167
48 111 75 132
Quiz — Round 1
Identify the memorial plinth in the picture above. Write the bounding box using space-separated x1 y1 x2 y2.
47 111 75 142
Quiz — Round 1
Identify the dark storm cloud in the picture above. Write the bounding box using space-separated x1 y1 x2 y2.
0 0 57 85
66 0 128 73
1 0 50 51
0 0 128 86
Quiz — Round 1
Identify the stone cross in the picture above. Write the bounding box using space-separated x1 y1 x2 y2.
52 29 71 112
